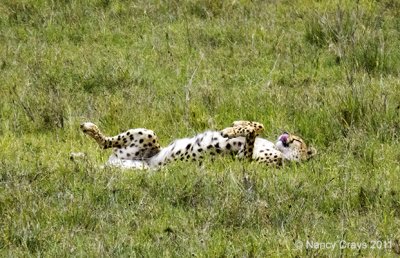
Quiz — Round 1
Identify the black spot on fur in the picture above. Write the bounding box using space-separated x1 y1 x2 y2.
127 132 130 135
207 145 212 149
116 145 122 148
138 132 143 135
130 135 134 140
186 144 192 150
148 134 152 138
176 150 181 155
226 143 231 150
135 152 139 156
139 139 144 144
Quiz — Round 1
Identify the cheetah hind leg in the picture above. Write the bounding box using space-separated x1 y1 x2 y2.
80 122 161 160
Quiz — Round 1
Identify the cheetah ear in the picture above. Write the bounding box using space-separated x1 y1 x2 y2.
307 147 317 159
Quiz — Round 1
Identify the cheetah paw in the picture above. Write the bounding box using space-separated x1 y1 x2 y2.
80 122 100 135
231 121 265 135
221 121 265 138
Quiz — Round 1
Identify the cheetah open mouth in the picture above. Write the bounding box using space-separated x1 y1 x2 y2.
278 133 290 148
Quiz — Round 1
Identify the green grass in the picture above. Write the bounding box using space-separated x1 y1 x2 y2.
1 0 400 256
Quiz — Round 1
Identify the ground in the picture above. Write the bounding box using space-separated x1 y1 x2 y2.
0 0 400 256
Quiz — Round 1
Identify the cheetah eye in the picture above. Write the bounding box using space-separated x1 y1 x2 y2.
292 139 302 144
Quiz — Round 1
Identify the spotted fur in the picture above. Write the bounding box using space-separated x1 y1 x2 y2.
80 121 316 169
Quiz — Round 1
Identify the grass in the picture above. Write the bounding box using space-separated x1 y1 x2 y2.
0 0 400 256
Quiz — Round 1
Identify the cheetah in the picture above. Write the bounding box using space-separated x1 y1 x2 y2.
78 121 316 169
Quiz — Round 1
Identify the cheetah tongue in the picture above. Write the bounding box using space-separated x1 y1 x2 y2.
279 134 289 147
279 134 288 142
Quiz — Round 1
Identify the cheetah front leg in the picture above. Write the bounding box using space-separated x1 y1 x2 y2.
221 121 264 159
80 122 161 159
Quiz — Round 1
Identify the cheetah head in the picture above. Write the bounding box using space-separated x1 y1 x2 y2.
275 132 316 162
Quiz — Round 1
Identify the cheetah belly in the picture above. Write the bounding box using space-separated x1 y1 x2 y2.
106 154 149 169
148 131 243 167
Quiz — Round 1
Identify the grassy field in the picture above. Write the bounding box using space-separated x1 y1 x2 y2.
1 0 400 256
